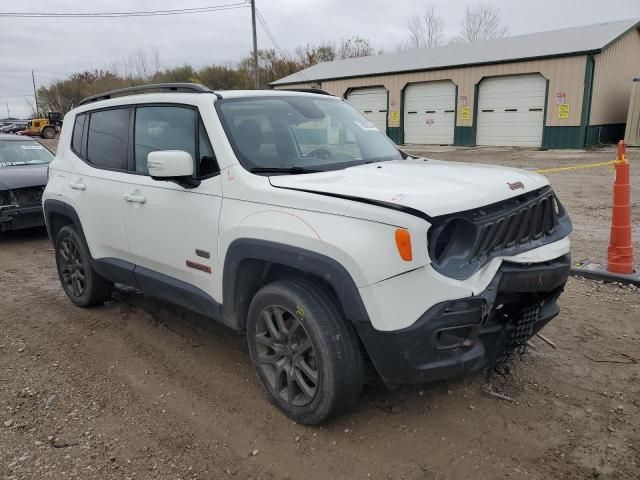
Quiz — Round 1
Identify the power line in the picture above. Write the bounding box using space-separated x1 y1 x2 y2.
255 8 311 82
255 9 286 58
0 2 249 18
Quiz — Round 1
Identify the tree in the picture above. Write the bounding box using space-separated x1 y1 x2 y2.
337 36 374 59
295 42 337 68
408 3 444 49
460 3 508 42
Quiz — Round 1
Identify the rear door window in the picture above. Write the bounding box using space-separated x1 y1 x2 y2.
86 108 130 170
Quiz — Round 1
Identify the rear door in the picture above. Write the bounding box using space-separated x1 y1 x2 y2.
67 108 132 262
121 104 222 302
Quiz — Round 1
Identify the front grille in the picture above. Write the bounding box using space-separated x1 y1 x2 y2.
428 186 572 280
470 189 559 259
4 186 44 206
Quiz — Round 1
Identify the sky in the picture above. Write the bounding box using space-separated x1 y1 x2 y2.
1 0 639 118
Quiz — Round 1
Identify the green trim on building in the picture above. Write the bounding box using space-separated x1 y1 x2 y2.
540 79 550 148
585 124 627 146
452 83 479 146
387 127 402 144
453 127 475 146
542 127 585 148
397 86 406 144
580 53 596 146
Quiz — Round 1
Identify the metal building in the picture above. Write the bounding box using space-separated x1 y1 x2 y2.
271 19 640 148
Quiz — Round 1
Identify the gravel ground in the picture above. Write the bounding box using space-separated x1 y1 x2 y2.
1 140 638 479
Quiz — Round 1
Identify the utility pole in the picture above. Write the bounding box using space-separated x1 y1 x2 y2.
250 0 259 89
6 102 9 119
32 70 39 118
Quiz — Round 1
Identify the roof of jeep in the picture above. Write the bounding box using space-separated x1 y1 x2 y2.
72 88 338 114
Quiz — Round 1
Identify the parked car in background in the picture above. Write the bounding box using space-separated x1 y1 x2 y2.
0 122 28 134
0 134 54 231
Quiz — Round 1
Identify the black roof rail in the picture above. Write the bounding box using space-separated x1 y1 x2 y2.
78 82 222 106
277 88 334 96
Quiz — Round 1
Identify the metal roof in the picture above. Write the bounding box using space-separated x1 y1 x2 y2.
272 18 640 85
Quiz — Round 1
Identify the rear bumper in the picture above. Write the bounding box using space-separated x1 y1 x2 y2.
354 254 570 385
0 205 45 231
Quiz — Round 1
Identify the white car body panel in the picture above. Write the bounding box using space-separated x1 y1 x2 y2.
269 159 550 217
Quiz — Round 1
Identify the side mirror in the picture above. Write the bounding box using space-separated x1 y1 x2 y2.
147 150 194 178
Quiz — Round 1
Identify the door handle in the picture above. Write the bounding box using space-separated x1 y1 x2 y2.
123 193 146 204
69 180 86 191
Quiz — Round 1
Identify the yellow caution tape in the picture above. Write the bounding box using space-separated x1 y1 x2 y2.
535 160 616 174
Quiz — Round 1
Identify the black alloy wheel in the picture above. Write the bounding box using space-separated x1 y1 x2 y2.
255 305 319 406
54 225 113 307
58 236 86 297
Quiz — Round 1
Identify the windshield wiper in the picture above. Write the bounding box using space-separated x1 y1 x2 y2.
249 166 322 175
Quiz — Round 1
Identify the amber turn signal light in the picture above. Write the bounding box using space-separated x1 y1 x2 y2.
395 229 413 261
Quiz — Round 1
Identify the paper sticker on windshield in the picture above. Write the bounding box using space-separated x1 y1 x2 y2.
20 145 44 150
354 120 378 131
0 161 29 167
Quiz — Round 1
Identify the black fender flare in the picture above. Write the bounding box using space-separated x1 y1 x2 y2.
221 238 371 330
43 199 86 244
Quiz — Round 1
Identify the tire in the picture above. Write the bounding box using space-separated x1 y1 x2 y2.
42 127 55 139
55 225 113 307
246 278 365 424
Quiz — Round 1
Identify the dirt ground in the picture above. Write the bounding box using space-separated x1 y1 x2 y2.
1 141 639 479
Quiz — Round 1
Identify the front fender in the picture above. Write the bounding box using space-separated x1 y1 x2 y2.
221 238 371 330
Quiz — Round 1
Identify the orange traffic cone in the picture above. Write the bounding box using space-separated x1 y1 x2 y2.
607 140 634 274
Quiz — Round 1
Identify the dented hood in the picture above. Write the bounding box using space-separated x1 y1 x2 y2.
269 159 549 218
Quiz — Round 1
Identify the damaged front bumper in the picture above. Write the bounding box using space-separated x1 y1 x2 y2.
0 204 45 231
354 254 570 385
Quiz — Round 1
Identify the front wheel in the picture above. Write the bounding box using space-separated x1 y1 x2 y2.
246 279 365 424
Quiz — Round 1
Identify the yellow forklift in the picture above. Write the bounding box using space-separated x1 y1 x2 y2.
24 112 63 139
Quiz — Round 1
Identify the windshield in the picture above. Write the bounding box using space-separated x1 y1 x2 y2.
0 140 54 167
216 96 404 174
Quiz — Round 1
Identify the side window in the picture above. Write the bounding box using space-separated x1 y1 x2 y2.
86 108 130 170
134 106 196 174
71 113 85 155
198 120 218 177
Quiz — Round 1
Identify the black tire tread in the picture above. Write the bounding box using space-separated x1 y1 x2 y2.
247 277 365 424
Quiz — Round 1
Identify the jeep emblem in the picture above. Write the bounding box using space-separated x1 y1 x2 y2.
508 181 525 190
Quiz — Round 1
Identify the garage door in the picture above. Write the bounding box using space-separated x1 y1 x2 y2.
477 74 546 147
404 81 456 144
347 87 387 132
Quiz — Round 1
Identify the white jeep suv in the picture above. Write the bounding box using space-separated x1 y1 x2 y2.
43 83 572 424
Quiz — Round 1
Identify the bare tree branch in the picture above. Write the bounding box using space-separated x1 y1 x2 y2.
408 3 444 49
460 2 509 42
337 36 374 59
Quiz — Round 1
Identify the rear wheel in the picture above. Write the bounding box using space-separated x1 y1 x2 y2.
41 126 55 139
247 279 364 424
55 225 113 307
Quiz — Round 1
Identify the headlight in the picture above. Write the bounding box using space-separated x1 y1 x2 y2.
428 218 477 267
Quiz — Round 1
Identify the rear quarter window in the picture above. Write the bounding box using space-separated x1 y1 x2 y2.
71 113 86 155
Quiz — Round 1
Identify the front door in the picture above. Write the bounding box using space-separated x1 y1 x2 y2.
121 105 222 303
